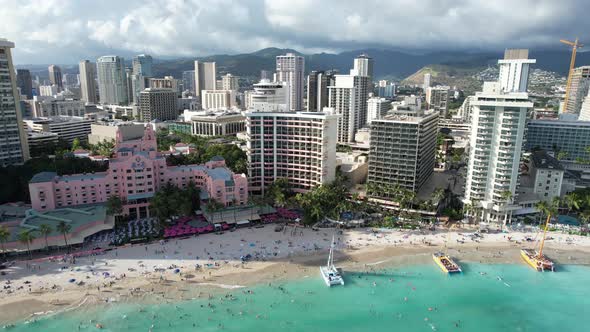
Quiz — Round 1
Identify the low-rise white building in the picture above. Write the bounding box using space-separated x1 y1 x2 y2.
25 96 85 117
201 90 236 110
181 110 245 136
367 97 390 124
23 116 94 143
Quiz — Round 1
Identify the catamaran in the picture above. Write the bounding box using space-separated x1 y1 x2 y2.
320 235 344 287
433 224 462 273
521 213 555 272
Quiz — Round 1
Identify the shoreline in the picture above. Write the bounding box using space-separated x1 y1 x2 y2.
1 226 590 324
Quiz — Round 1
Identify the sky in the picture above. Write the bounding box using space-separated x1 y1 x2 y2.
1 0 587 64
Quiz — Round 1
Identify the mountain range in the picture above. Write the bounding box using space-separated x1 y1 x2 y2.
18 48 590 84
150 47 590 82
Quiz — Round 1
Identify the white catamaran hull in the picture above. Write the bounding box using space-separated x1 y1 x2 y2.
320 266 344 287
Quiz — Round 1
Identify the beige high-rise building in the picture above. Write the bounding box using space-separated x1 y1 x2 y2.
79 60 98 103
222 73 239 92
565 66 590 115
0 38 29 164
194 61 216 97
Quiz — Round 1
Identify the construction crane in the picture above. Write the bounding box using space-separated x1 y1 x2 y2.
560 38 583 112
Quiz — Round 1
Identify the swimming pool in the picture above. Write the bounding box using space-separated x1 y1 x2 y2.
557 215 579 226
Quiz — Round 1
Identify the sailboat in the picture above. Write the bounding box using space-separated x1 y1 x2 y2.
433 224 462 273
320 235 344 287
521 211 555 272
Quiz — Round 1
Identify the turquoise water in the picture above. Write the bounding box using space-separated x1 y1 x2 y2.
7 264 590 331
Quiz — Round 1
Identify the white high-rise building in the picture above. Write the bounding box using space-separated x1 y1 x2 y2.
498 49 536 93
464 80 533 224
97 56 128 105
423 73 431 89
354 54 374 81
275 53 304 111
39 85 58 97
247 80 289 112
245 110 339 195
367 97 390 124
194 61 217 97
0 38 29 164
578 90 590 121
328 72 370 143
79 60 98 104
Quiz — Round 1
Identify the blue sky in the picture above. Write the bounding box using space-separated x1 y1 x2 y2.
1 0 587 64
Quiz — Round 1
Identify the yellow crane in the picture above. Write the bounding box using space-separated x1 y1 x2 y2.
560 38 583 112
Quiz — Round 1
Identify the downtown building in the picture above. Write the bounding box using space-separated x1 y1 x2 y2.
328 59 371 143
425 86 450 116
25 95 85 117
194 61 216 98
367 97 390 124
23 116 94 144
139 88 178 121
48 65 63 91
0 38 29 165
306 70 337 112
244 76 338 195
29 125 248 219
367 111 439 197
16 69 33 99
275 53 304 111
180 110 245 137
564 66 590 115
79 60 98 104
463 49 534 224
97 56 128 105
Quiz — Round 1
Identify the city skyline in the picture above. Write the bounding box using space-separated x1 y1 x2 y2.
1 0 588 64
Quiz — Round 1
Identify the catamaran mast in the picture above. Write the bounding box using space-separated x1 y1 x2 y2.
328 235 335 267
537 213 552 258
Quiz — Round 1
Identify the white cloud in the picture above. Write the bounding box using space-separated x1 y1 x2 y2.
0 0 586 64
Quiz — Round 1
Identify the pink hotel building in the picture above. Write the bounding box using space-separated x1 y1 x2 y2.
29 126 248 219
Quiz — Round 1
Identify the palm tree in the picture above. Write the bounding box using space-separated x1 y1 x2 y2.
38 224 52 251
432 188 445 206
18 230 36 259
579 210 590 235
56 221 72 253
0 225 10 259
563 192 581 215
500 190 513 224
535 197 560 257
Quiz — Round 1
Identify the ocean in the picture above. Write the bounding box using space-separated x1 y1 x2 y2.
7 263 590 331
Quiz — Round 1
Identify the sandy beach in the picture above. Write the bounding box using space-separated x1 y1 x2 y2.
1 225 590 324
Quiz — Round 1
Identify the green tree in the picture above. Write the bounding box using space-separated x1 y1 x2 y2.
18 230 35 259
56 221 72 253
37 223 52 251
563 192 581 214
71 138 82 151
431 188 445 206
0 225 10 259
578 210 590 234
106 195 124 216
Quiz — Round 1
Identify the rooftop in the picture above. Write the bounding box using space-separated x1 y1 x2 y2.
531 150 564 171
